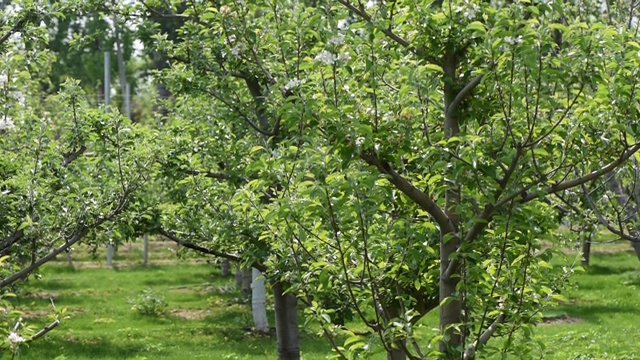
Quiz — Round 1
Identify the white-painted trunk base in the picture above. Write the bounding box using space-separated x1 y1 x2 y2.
251 268 269 333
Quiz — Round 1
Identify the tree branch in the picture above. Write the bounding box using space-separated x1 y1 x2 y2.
158 228 267 272
334 0 431 59
0 227 90 288
463 313 505 360
29 319 60 342
180 168 232 181
522 143 640 202
0 229 24 254
360 151 453 232
581 183 640 243
446 74 483 120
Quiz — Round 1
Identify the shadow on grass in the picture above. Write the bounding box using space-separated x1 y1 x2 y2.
16 334 168 359
584 264 639 276
556 303 638 323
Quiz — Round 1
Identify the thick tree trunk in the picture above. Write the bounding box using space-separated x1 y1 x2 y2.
251 268 269 333
631 242 640 261
220 258 231 277
235 264 243 289
387 346 407 360
273 281 300 360
242 267 252 299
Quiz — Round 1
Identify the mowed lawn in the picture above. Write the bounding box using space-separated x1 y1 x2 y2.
4 240 640 359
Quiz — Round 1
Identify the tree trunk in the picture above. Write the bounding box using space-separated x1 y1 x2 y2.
242 267 252 299
251 268 269 333
220 258 231 277
581 232 592 267
152 51 172 119
143 234 149 265
387 345 407 360
235 264 243 289
439 51 463 358
631 241 640 261
273 281 300 360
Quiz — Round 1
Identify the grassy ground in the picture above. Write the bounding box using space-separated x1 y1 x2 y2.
5 241 332 360
4 240 640 359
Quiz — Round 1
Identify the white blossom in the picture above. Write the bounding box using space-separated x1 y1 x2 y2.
365 0 377 9
7 332 24 344
284 78 303 90
230 42 246 58
355 137 365 147
0 116 14 131
13 91 25 106
463 3 480 20
327 34 345 46
337 19 349 30
504 36 522 45
338 52 352 62
598 0 608 13
0 73 7 86
314 50 337 65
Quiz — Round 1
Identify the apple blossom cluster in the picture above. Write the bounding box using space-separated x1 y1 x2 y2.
0 116 14 131
7 332 24 345
284 78 304 90
314 50 351 65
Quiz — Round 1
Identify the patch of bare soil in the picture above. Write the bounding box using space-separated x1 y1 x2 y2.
170 308 212 320
540 314 581 325
24 291 59 299
20 308 84 319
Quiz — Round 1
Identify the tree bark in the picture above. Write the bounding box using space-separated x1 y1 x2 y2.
242 267 252 299
235 263 243 289
273 281 300 360
221 258 231 277
251 268 270 333
387 345 407 360
439 50 463 358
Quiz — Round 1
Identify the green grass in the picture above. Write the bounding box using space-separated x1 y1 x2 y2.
533 249 640 360
5 242 332 360
5 241 640 359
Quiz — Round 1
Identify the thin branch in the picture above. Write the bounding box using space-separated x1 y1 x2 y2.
180 168 233 181
334 0 430 59
29 319 60 342
463 313 505 360
158 228 267 272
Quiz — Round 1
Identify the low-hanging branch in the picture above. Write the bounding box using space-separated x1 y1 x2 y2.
158 228 267 272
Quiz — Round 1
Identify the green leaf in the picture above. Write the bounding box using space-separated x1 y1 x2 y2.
466 21 487 34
